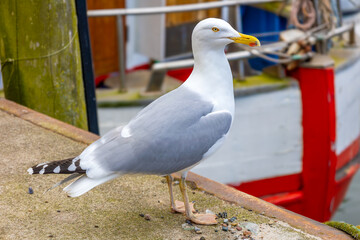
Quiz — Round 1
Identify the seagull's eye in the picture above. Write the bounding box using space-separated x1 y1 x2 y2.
212 27 219 32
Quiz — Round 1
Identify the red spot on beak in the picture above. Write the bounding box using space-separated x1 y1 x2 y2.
249 42 257 47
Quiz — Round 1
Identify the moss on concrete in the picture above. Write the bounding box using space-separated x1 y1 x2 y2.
330 54 347 69
329 47 360 70
234 73 292 89
96 89 154 107
325 221 360 239
96 89 141 100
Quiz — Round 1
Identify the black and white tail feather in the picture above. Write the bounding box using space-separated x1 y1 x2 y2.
27 157 119 197
27 157 84 194
27 157 84 175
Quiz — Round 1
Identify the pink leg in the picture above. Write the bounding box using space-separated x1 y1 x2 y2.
166 175 195 214
179 173 217 225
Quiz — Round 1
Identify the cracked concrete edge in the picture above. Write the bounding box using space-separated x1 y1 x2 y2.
0 98 351 240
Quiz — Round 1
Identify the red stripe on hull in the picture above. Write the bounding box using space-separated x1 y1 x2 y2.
337 137 360 170
167 68 193 82
333 163 360 215
230 173 302 198
263 191 304 206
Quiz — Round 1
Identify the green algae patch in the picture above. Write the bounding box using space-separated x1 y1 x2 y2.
233 73 293 96
325 221 360 240
96 89 159 107
234 73 292 89
330 54 347 69
329 47 360 70
96 89 141 100
328 41 360 70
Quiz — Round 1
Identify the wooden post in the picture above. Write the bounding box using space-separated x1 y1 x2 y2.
0 0 88 130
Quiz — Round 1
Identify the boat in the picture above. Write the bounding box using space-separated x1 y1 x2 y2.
87 0 360 222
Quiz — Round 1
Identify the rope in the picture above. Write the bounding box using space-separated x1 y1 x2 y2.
235 24 326 65
1 30 78 69
237 45 312 64
290 0 316 31
319 0 337 30
291 0 338 31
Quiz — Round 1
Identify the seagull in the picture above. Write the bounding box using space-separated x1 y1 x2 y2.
27 18 260 225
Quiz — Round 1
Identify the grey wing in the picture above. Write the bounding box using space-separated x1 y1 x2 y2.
96 109 232 175
80 87 232 176
131 110 233 174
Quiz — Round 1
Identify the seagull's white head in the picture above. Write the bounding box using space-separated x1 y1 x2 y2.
192 18 260 50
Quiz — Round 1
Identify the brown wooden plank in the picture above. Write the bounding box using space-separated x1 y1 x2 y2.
87 0 126 77
166 0 221 27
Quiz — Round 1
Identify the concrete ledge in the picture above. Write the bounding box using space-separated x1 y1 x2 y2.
0 98 352 239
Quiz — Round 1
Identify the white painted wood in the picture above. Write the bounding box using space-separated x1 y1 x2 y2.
335 57 360 154
133 0 165 60
125 1 150 69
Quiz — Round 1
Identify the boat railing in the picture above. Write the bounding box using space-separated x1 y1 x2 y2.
87 0 282 91
87 0 279 17
315 23 356 54
87 1 356 91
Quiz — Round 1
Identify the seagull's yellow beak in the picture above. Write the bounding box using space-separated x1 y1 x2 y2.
229 33 260 47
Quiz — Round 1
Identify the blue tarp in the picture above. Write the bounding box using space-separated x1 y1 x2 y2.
240 6 287 71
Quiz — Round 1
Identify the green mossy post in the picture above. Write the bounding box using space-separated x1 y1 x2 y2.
0 0 88 130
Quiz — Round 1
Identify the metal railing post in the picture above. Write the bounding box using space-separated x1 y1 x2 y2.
349 24 356 46
235 4 245 81
116 15 127 92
